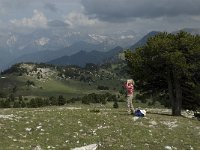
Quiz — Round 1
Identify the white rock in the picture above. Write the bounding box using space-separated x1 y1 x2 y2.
149 120 157 126
36 126 42 129
32 145 42 150
165 146 172 150
133 116 139 121
25 128 32 132
72 144 98 150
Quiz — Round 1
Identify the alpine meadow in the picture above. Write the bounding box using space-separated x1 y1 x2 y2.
0 0 200 149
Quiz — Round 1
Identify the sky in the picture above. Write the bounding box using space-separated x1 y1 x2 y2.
1 0 200 35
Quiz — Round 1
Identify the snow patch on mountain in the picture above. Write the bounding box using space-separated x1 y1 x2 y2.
64 32 81 38
34 37 49 46
88 34 108 43
7 35 17 46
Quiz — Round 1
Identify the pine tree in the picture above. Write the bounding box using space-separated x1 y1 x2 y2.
125 31 200 115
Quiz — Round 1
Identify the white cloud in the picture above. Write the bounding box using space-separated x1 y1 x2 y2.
64 12 99 28
192 15 200 21
120 35 135 40
10 9 48 28
0 0 199 35
0 6 5 16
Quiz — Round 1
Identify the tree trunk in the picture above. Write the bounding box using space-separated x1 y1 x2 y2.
172 74 182 116
167 69 175 114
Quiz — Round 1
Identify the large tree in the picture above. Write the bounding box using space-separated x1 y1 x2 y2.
125 31 200 116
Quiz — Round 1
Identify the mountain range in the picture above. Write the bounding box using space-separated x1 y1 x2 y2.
0 27 142 70
47 46 123 67
0 27 200 70
10 41 112 65
45 31 160 67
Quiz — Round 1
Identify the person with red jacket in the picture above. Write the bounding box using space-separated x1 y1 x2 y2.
124 79 135 114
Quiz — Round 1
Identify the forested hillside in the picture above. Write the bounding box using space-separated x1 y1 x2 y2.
0 61 128 108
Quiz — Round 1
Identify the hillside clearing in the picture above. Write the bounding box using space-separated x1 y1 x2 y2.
0 103 199 150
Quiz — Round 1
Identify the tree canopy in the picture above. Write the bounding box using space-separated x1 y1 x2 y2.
125 31 200 116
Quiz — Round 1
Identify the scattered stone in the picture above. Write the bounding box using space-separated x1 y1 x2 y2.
133 116 139 121
182 110 195 118
189 145 194 150
149 120 157 126
36 126 42 129
32 145 42 150
72 144 98 150
161 121 178 129
165 146 172 150
0 114 15 120
25 128 32 132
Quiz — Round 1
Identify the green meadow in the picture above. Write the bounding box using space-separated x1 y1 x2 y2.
0 73 120 99
0 63 200 150
0 103 199 150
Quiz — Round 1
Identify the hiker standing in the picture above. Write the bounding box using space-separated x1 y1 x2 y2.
124 79 135 114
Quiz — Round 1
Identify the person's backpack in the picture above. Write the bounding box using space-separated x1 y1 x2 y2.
134 109 146 117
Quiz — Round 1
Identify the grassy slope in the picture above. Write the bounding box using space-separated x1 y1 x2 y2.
19 77 97 97
0 62 126 102
0 75 25 94
0 73 120 99
0 103 199 150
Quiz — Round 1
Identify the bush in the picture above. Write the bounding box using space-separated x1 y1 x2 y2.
97 85 109 90
26 80 35 87
3 99 11 108
9 94 15 102
28 98 37 108
18 95 23 101
107 95 117 102
67 97 79 103
0 91 7 98
0 99 4 108
49 96 58 105
113 101 119 108
13 101 21 108
35 97 44 107
90 108 100 113
82 96 90 105
21 100 27 108
24 97 28 101
81 93 117 105
58 95 66 106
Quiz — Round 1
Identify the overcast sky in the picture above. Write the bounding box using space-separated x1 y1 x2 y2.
1 0 200 34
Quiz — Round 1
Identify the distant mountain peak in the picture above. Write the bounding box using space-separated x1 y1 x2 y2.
47 46 123 67
130 31 160 50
